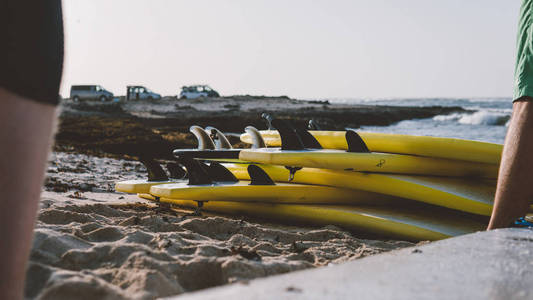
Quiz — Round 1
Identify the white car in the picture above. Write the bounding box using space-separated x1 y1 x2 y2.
179 85 220 99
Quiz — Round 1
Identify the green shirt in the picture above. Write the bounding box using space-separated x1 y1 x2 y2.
515 0 533 100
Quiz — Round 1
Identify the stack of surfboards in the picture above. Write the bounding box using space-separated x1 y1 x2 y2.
115 119 511 241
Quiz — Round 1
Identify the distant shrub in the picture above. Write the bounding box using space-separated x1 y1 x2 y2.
71 102 125 113
224 104 241 110
174 104 196 110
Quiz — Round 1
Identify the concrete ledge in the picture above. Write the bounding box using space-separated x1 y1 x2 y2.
164 228 533 300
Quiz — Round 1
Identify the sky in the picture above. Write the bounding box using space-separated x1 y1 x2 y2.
62 0 521 99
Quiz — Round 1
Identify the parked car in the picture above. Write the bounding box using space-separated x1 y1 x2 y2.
179 85 219 99
126 86 162 100
70 85 114 102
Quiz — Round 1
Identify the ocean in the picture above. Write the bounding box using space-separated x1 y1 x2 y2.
328 98 511 144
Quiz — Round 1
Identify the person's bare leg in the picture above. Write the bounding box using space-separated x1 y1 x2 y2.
488 98 533 229
0 87 57 299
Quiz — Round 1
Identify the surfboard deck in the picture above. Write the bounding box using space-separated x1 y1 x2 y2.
136 193 486 241
239 148 499 178
240 130 502 165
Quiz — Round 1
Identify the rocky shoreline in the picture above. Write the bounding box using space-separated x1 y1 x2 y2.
55 96 466 159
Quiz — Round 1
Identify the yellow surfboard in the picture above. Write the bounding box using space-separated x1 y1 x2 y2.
137 194 485 241
240 130 502 165
117 160 502 216
239 148 499 178
222 163 500 216
149 181 398 205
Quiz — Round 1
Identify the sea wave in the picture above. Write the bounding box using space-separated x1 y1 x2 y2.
321 97 512 109
433 111 510 126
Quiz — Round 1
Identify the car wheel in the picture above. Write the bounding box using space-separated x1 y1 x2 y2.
148 96 153 100
72 96 80 102
99 95 107 102
180 95 187 99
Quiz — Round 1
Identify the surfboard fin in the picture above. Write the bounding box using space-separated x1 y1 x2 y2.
346 130 370 153
294 127 322 149
271 119 305 150
245 126 266 149
285 166 302 181
206 162 238 182
308 119 322 130
205 126 233 149
166 162 187 179
248 165 275 185
178 157 213 185
177 157 239 185
139 157 169 182
270 118 322 149
261 113 274 130
190 125 216 150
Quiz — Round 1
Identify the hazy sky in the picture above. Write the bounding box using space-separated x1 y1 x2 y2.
62 0 521 99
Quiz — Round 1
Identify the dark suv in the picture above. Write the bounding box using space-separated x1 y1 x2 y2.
70 85 114 102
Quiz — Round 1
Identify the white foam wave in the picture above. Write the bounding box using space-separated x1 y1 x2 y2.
433 111 510 126
433 113 462 122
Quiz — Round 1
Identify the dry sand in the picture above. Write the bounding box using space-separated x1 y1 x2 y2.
24 152 416 299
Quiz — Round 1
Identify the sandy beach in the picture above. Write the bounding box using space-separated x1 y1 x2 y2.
29 152 415 299
25 96 457 299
